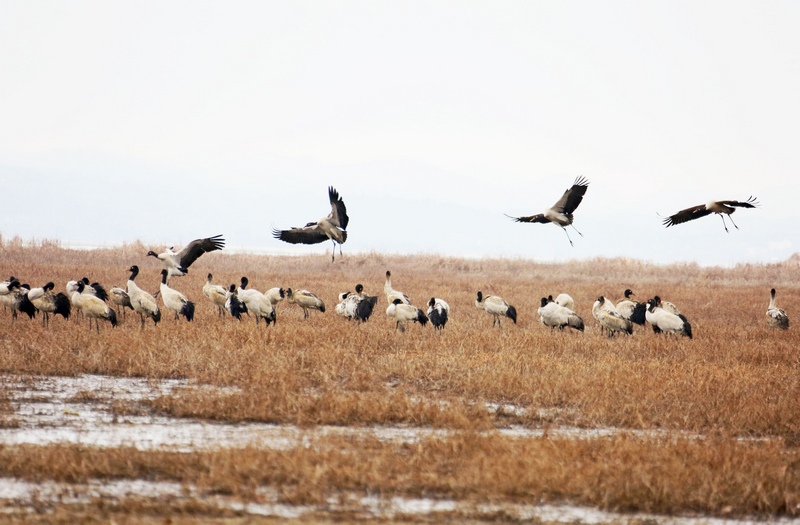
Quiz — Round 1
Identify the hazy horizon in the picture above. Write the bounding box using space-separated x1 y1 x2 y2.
2 2 798 267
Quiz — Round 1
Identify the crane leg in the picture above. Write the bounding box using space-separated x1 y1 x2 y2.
562 228 575 247
727 214 740 230
570 223 584 237
719 214 730 233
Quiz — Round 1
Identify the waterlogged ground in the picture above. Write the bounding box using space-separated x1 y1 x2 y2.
0 374 694 451
0 373 796 524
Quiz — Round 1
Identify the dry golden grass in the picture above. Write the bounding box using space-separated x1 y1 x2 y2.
1 238 800 519
0 435 796 516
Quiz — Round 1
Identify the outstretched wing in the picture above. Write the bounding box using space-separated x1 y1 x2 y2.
552 176 589 214
328 186 349 229
176 235 225 268
719 196 759 209
661 205 711 227
505 213 550 224
272 225 329 245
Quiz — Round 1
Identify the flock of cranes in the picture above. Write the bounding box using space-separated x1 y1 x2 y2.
530 289 698 338
505 176 761 246
0 182 786 336
0 260 790 337
264 181 762 259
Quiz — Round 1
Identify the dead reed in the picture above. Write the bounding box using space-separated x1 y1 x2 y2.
1 239 800 518
0 434 796 517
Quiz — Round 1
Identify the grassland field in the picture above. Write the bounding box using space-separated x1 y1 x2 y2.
0 237 799 522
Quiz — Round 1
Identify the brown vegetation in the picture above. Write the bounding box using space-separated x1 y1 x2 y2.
1 238 799 520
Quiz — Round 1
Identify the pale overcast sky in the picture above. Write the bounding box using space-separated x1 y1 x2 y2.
1 1 798 266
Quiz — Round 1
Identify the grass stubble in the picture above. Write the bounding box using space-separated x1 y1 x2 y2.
0 238 799 522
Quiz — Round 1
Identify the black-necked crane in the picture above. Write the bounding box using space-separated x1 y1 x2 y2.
225 284 247 320
336 291 356 319
237 277 262 304
766 288 789 329
237 286 276 326
286 288 325 318
3 281 36 320
537 297 583 332
337 284 378 322
384 271 410 305
203 274 228 317
386 298 428 332
0 279 21 314
653 296 681 317
65 280 80 310
354 284 379 322
73 281 117 331
593 295 621 316
554 293 574 311
615 289 646 326
29 282 71 326
661 196 758 232
264 287 286 307
356 295 379 322
109 286 133 318
616 289 636 315
505 176 590 246
66 278 106 318
160 270 195 322
147 235 225 278
80 277 109 303
66 277 107 322
126 265 161 328
0 277 17 313
475 291 517 327
592 296 632 336
427 297 450 330
272 186 349 262
592 295 622 335
337 286 366 321
645 298 692 339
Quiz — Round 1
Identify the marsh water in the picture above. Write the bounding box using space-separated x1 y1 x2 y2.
0 374 794 524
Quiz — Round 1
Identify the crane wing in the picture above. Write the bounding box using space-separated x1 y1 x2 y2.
327 186 349 229
272 225 329 245
552 176 589 214
300 290 322 301
719 196 759 209
505 213 550 224
661 205 711 227
176 235 225 268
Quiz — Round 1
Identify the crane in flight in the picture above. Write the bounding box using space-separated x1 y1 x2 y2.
505 176 589 247
661 196 758 232
272 186 349 262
